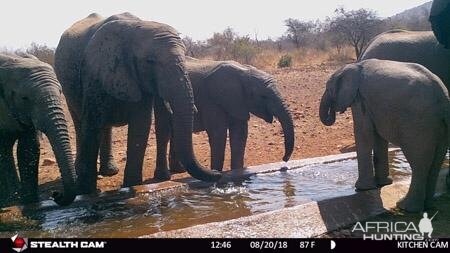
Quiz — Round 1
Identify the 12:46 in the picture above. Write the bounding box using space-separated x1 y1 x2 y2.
211 241 232 249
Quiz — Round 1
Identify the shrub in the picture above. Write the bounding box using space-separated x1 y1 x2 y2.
277 54 292 68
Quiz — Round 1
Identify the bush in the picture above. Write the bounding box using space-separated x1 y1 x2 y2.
277 54 292 68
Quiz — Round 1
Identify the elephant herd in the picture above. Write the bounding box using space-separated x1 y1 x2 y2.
0 0 449 213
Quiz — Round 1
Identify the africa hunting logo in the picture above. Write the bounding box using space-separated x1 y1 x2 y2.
352 211 438 240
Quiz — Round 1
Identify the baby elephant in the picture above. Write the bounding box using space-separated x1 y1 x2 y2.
320 59 449 212
0 54 77 207
153 57 295 179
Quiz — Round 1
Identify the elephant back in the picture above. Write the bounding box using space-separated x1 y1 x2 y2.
54 13 140 118
359 30 450 91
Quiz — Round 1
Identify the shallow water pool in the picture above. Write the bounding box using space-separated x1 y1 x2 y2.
0 150 447 238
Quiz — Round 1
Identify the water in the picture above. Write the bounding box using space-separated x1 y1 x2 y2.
0 150 447 238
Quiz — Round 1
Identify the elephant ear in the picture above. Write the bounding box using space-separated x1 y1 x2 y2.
331 64 361 112
83 21 142 102
205 63 250 121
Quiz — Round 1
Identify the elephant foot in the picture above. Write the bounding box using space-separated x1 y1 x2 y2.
355 178 377 191
397 197 424 213
376 176 393 188
153 168 171 181
424 198 437 211
20 193 39 205
169 161 186 174
77 182 97 195
99 163 120 177
123 178 143 188
446 173 450 191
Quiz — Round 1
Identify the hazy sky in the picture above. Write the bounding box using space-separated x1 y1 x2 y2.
0 0 430 49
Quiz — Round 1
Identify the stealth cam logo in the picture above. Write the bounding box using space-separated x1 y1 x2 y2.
11 234 28 252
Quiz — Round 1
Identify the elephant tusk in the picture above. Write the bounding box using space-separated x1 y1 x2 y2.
193 104 198 114
164 101 173 114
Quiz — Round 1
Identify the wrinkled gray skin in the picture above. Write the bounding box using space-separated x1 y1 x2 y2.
320 59 449 212
152 57 295 180
359 30 450 92
55 13 221 193
0 54 77 206
429 0 450 48
359 29 450 191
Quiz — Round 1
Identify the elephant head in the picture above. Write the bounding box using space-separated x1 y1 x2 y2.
430 0 450 48
319 64 361 126
83 20 221 182
0 54 77 205
206 63 295 162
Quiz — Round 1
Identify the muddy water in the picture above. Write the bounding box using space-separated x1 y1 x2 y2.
0 150 447 238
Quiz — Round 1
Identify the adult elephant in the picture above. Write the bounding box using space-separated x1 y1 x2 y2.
55 13 221 194
359 29 450 190
319 59 449 212
359 30 450 91
153 57 295 180
429 0 450 48
0 53 77 206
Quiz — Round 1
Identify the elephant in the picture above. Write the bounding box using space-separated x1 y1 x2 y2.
359 30 450 92
152 57 295 179
359 29 450 190
429 0 450 48
319 59 449 212
0 53 77 207
54 13 221 194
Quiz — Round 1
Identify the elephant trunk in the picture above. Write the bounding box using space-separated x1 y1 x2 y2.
270 91 295 162
36 94 77 206
169 75 222 182
319 91 336 126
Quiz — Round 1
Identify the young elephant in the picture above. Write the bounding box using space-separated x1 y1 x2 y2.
0 54 77 207
153 57 295 180
319 59 449 212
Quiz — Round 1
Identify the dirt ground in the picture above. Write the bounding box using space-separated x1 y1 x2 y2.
36 62 356 197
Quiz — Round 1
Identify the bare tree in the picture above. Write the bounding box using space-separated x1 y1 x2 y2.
206 27 236 60
25 42 55 66
284 18 315 49
328 8 382 59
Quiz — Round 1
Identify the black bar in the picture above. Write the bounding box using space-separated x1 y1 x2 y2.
1 238 449 252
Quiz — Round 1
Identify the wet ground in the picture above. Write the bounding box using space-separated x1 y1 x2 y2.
2 150 440 238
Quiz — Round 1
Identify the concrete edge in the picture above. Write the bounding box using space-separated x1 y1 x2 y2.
143 180 412 238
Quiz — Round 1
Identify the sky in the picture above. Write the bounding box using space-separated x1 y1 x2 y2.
0 0 430 49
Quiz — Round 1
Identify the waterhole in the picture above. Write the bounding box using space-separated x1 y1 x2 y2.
0 150 448 238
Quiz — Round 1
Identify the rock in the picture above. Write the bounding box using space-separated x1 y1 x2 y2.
42 158 56 166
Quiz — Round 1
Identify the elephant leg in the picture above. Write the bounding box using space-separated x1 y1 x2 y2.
169 139 185 173
0 133 19 206
206 120 228 172
229 119 248 170
17 130 40 203
352 104 377 191
397 143 435 212
76 111 102 194
373 133 392 187
424 141 447 210
99 127 119 176
123 101 152 187
154 97 172 180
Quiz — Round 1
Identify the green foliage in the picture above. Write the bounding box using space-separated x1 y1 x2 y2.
277 54 292 68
